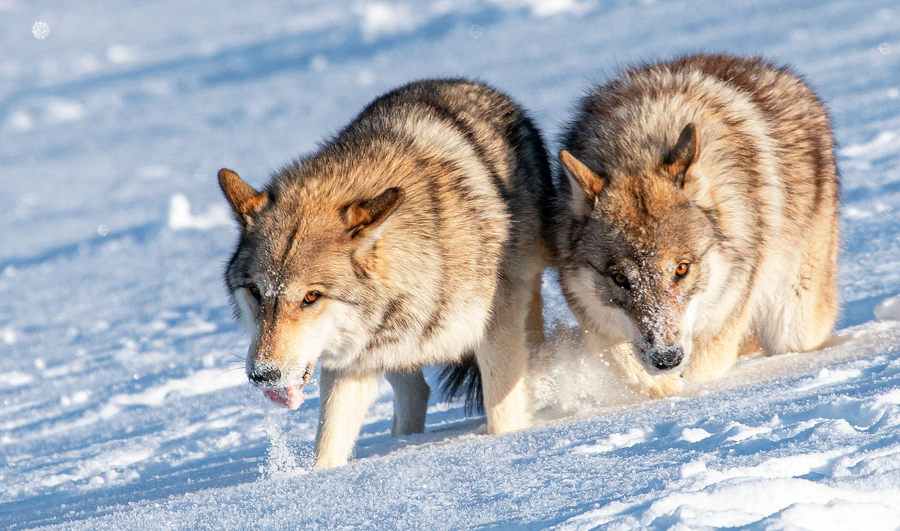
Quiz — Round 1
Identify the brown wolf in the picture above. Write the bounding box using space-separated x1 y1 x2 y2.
553 54 839 397
219 79 552 468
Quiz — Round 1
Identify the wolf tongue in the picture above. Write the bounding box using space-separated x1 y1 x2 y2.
264 386 304 410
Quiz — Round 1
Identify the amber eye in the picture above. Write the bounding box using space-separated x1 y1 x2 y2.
675 262 690 279
301 291 321 308
612 273 630 288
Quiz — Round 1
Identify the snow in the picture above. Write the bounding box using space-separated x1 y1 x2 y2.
1 0 899 529
167 194 232 231
875 295 900 322
32 22 49 40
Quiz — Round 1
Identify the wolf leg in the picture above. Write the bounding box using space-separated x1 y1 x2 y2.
314 367 379 470
765 240 838 355
385 369 430 437
525 272 545 345
784 269 837 353
684 322 745 380
588 334 683 398
475 285 532 434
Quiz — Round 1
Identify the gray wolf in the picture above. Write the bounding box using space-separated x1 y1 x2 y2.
219 79 552 468
553 54 839 397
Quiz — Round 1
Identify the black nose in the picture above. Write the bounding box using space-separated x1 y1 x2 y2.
651 345 684 370
248 365 281 386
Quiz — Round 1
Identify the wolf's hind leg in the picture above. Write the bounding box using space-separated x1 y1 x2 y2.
768 248 838 355
525 272 545 345
314 368 379 470
385 369 430 437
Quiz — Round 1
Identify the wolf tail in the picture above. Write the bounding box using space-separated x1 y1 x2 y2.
436 354 485 415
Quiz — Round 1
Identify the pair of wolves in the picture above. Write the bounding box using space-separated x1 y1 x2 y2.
219 54 840 469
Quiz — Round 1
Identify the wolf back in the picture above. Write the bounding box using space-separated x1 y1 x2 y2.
554 54 839 397
220 79 552 468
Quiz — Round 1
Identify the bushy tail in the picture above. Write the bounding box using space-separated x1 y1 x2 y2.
437 354 484 415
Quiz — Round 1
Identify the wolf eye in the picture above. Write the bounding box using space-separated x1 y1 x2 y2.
612 273 630 289
301 291 321 308
675 262 690 279
245 284 262 303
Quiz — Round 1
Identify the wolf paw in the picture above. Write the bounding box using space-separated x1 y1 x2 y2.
646 375 684 399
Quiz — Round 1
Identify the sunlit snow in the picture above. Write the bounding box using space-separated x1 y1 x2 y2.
1 1 899 529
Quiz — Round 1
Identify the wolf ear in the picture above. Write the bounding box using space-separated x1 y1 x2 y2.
663 123 700 188
344 187 405 239
560 150 605 199
559 150 604 216
219 168 269 228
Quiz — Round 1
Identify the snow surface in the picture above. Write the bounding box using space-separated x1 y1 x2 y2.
2 0 900 529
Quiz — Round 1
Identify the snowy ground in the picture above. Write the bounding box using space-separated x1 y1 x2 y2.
2 0 900 529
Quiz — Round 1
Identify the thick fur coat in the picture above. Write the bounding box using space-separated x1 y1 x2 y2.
220 79 552 468
554 54 840 397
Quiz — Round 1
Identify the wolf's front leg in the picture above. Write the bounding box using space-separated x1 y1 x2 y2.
314 368 379 470
684 326 744 381
385 369 430 437
475 290 532 434
586 333 683 398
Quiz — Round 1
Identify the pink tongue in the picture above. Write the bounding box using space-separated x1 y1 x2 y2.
264 385 304 410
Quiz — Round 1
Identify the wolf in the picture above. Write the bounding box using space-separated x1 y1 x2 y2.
219 79 552 469
553 54 840 398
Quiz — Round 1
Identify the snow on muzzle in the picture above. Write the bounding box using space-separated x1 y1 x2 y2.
633 281 688 372
633 311 687 371
650 344 684 370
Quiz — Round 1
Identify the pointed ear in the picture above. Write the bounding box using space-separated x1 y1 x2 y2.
560 150 604 198
663 123 700 188
344 187 405 239
559 150 604 216
218 168 269 227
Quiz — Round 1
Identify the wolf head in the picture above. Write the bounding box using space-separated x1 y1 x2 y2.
559 123 717 374
219 167 404 397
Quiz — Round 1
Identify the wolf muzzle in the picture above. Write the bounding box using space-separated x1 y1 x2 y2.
248 365 282 387
650 345 684 371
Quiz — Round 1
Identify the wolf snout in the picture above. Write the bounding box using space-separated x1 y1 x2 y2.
650 345 684 371
248 365 282 387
